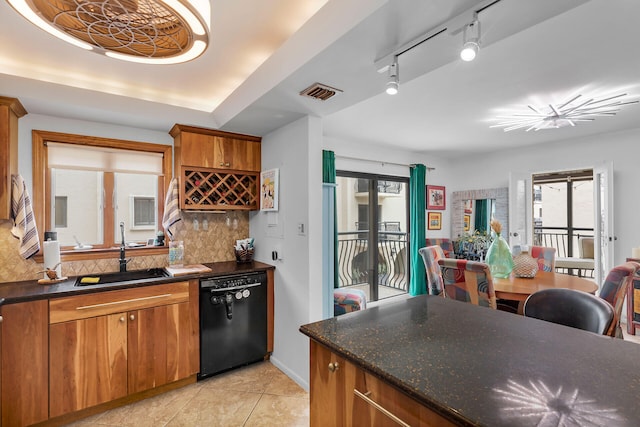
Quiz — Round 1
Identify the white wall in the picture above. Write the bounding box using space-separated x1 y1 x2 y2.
249 115 322 390
448 127 640 267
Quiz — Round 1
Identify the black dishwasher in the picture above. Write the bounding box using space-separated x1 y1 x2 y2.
198 271 267 379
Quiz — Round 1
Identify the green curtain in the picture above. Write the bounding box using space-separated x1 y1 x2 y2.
475 198 488 233
409 164 427 296
322 150 338 288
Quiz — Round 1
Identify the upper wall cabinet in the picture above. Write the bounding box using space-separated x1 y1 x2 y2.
0 97 27 220
169 125 262 211
170 124 261 172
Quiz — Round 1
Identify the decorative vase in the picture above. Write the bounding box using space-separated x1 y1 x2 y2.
485 233 514 278
513 248 538 278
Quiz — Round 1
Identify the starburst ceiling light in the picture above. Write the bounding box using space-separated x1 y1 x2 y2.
6 0 210 64
491 93 638 132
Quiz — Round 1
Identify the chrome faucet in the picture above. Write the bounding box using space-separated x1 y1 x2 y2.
119 222 130 272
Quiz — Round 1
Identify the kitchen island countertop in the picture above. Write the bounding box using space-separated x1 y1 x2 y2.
300 294 640 426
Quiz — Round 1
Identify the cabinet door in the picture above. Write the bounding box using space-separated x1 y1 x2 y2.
344 361 456 427
1 300 49 427
49 313 127 417
310 340 345 426
180 132 216 168
210 137 260 171
128 302 195 394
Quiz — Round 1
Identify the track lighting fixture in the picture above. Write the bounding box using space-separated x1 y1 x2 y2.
460 14 480 62
386 60 399 95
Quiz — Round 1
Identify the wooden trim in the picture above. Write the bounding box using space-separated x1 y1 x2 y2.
33 245 168 263
169 124 261 142
31 130 172 259
267 268 274 353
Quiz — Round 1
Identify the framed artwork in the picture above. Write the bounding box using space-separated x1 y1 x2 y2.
464 199 473 214
260 168 279 211
428 212 442 230
464 215 471 231
426 185 446 210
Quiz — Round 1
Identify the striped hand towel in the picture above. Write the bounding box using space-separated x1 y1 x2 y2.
162 177 181 240
11 174 41 259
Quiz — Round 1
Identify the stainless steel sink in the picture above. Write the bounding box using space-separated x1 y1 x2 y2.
75 268 169 286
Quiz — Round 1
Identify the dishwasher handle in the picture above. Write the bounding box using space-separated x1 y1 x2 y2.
225 293 233 319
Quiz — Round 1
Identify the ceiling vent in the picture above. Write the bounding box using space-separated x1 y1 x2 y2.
300 83 343 101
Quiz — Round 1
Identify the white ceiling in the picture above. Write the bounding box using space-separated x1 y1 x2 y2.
1 0 638 159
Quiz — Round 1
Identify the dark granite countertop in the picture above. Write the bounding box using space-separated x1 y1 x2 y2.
0 260 274 304
300 295 640 427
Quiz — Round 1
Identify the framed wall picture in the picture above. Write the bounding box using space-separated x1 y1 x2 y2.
464 215 471 231
428 212 442 230
464 199 473 214
260 168 279 211
426 185 446 210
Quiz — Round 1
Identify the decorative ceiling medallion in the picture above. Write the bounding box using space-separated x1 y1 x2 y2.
6 0 210 64
491 93 638 132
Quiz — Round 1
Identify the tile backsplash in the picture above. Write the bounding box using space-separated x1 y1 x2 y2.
0 211 249 283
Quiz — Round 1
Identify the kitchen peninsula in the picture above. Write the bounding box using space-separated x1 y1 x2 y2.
300 295 640 426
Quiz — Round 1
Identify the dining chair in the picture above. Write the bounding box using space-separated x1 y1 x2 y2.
419 246 445 296
425 238 454 258
437 259 497 309
523 288 614 335
529 246 556 272
599 261 640 338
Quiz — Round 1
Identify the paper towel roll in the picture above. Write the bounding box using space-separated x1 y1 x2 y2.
43 240 62 280
632 247 640 260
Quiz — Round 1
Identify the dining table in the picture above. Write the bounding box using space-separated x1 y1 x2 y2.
493 270 598 303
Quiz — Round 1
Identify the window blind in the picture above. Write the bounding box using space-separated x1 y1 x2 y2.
47 142 164 175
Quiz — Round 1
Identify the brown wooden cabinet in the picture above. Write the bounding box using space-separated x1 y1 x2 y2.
170 124 261 172
0 96 27 220
1 300 49 427
48 281 199 417
170 124 261 211
310 341 455 427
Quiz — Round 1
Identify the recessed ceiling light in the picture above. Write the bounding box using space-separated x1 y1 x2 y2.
490 93 639 132
6 0 210 64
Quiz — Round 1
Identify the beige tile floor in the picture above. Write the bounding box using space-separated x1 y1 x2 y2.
64 361 309 427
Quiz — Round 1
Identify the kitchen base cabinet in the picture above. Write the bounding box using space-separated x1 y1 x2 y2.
48 281 199 420
1 300 49 427
310 341 456 427
49 313 128 417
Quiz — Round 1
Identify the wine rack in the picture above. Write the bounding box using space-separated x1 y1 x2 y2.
181 167 259 210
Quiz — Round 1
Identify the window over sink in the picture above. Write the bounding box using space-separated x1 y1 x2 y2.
32 130 172 257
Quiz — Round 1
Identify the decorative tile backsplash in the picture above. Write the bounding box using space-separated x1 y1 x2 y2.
0 211 250 283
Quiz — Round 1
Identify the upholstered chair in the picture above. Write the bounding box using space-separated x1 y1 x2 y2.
599 261 640 338
524 288 614 335
425 238 454 258
419 246 446 296
437 259 497 309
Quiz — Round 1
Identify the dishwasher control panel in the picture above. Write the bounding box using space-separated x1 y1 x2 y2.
200 272 266 290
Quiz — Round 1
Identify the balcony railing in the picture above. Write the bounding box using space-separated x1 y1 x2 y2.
533 227 594 258
337 231 408 292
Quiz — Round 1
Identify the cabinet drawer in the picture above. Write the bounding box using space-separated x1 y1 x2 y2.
50 282 189 324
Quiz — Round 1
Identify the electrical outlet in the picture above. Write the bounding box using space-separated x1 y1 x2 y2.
297 223 306 235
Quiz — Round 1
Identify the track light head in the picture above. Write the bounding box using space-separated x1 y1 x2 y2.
460 16 480 62
386 60 399 95
460 40 479 61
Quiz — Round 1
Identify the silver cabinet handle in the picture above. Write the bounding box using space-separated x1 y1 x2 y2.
77 294 171 310
119 316 125 323
129 314 135 321
328 362 340 372
0 315 3 323
353 389 410 427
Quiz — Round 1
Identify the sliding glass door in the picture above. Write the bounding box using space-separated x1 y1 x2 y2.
336 171 409 302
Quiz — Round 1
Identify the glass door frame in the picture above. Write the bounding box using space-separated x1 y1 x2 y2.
337 170 410 302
